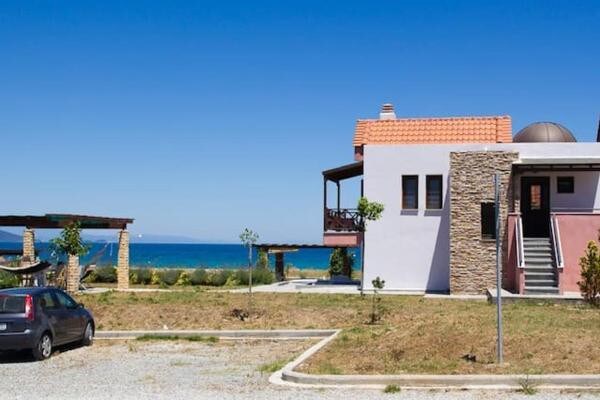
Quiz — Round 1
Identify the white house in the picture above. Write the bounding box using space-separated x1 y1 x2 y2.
323 104 600 294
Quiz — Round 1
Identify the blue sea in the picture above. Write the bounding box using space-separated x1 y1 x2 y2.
0 242 359 270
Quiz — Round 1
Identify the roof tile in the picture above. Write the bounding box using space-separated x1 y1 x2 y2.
353 115 512 146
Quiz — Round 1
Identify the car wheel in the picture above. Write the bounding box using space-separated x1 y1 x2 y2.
32 333 52 361
81 322 94 346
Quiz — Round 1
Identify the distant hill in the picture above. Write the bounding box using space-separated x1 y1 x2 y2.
0 230 22 242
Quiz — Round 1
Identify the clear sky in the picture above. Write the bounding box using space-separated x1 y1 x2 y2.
1 1 599 243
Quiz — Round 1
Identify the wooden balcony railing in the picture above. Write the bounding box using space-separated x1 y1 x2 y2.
324 208 363 232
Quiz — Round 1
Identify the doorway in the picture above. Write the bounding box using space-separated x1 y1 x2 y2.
520 177 550 237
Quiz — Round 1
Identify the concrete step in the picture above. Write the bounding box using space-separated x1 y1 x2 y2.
524 286 560 295
523 238 551 243
523 267 555 274
524 271 556 280
524 258 554 265
524 279 558 287
523 247 553 253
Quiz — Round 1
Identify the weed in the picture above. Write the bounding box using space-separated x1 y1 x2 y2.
517 375 538 395
258 358 289 373
383 384 401 394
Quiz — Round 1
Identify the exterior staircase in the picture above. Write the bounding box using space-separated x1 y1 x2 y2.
523 237 559 295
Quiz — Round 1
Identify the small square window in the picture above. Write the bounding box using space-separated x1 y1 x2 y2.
402 175 418 209
426 175 443 209
557 177 574 193
481 203 496 239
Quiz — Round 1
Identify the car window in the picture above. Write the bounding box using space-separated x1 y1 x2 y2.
54 291 79 310
39 292 59 310
0 295 25 313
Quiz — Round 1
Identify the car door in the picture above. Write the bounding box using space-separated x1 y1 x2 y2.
53 291 84 342
39 291 69 345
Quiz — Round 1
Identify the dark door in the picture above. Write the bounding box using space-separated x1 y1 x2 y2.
521 177 550 237
54 291 84 341
40 291 69 344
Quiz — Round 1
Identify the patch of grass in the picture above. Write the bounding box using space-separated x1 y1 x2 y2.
136 334 219 343
383 384 401 394
315 361 343 375
258 358 289 373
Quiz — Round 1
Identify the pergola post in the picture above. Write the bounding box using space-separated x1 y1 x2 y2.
22 228 35 263
275 252 285 282
66 254 80 293
117 229 130 290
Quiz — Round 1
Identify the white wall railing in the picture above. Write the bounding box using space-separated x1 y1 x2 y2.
550 214 564 269
516 216 525 269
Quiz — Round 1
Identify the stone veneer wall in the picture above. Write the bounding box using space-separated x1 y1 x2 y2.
449 151 518 294
66 254 80 293
22 229 35 263
117 229 130 290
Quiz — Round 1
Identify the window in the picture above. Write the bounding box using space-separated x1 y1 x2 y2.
481 203 496 239
426 175 443 209
40 292 59 310
530 184 542 210
557 177 574 193
55 291 78 310
402 175 418 209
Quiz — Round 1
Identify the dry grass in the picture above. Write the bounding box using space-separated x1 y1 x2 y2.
75 291 600 374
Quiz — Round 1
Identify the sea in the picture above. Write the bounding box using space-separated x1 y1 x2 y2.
0 242 360 270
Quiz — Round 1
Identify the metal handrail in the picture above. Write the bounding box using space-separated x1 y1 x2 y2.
516 216 525 269
550 214 564 269
324 208 362 232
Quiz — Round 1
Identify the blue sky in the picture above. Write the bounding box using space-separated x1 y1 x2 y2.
1 1 598 243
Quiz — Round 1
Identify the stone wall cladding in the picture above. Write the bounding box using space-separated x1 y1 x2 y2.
117 229 130 290
22 229 35 263
449 151 518 294
66 254 80 293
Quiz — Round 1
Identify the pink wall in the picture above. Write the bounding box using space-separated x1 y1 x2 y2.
555 214 600 293
506 214 518 292
323 232 362 247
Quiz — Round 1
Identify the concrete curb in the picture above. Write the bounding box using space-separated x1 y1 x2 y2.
95 329 337 340
270 330 600 390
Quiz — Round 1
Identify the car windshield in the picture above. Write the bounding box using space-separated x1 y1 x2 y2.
0 295 26 314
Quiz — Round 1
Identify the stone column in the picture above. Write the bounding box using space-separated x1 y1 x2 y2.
22 229 35 263
117 229 130 290
66 254 80 293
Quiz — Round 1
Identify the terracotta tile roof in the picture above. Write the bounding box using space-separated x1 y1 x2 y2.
353 115 512 147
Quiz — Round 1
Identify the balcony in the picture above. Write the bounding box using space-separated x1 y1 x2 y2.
324 208 362 232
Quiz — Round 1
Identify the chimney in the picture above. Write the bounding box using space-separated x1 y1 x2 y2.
379 103 396 120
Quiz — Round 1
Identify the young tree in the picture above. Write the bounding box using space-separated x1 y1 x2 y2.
357 197 385 293
578 232 600 307
50 222 90 292
369 276 386 324
239 228 259 315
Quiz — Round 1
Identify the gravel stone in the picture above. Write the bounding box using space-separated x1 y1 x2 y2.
0 340 597 400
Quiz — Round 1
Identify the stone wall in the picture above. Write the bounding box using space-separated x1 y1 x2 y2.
66 254 80 293
449 151 518 294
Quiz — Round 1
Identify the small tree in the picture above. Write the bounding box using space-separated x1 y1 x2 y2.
239 228 259 315
50 222 90 259
328 248 354 278
357 197 384 293
578 232 600 307
256 249 269 270
369 276 385 324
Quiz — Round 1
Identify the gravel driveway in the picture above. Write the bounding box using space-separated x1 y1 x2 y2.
1 340 597 400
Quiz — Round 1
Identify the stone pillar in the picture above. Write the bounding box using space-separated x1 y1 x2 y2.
275 253 285 282
22 229 35 263
117 229 130 290
66 254 80 293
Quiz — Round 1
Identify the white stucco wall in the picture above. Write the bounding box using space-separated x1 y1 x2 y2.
362 142 600 292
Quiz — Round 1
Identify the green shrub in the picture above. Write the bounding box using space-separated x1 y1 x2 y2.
234 269 249 285
256 249 270 269
93 266 117 283
159 269 182 286
209 270 233 286
0 271 19 289
328 248 354 278
579 233 600 307
190 269 208 285
253 267 274 285
176 271 191 286
129 268 152 285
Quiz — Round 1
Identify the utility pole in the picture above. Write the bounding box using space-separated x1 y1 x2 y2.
494 173 504 364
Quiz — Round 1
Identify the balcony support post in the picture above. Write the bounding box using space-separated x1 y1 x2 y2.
336 181 341 212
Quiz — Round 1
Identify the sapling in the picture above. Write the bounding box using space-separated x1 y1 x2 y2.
370 276 386 324
239 228 259 316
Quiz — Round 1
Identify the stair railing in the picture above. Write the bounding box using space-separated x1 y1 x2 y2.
516 215 525 269
550 213 564 269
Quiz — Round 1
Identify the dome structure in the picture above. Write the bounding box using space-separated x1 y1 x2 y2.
514 122 576 143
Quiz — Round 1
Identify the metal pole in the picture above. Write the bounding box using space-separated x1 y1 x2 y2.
494 173 504 364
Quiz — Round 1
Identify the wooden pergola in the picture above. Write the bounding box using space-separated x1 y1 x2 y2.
0 214 134 292
253 243 346 282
